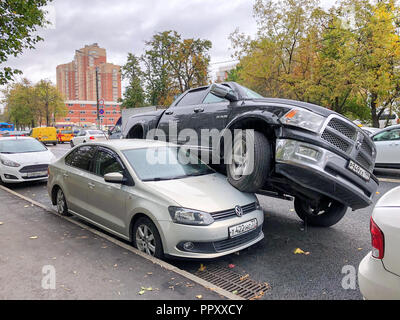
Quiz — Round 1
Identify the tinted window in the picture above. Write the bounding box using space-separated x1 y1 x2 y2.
373 129 400 142
65 146 97 171
176 89 207 106
203 93 228 104
93 149 123 177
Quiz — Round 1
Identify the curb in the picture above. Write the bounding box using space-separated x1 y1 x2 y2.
0 184 244 301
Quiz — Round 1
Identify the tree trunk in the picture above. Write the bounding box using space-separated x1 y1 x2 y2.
370 93 379 128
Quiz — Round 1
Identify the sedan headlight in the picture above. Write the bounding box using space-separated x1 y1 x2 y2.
0 158 20 167
280 108 325 133
168 207 214 226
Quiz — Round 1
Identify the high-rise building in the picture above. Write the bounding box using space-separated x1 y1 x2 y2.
56 43 122 127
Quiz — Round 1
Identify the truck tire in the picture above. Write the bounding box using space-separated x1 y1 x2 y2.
294 198 348 227
226 130 271 193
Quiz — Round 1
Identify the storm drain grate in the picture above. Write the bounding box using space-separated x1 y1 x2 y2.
195 265 269 300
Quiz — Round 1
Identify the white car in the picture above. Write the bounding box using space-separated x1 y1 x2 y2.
371 125 400 169
361 127 381 136
358 186 400 299
0 137 56 184
70 129 107 148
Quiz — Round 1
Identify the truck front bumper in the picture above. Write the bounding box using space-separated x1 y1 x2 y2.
275 139 378 210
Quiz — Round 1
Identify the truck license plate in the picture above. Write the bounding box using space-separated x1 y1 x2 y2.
348 160 370 181
229 219 257 238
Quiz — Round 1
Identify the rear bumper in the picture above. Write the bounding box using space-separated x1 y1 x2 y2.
275 139 378 210
358 252 400 300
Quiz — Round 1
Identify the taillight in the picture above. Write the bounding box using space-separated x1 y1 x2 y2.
89 136 95 140
397 118 399 124
370 217 384 259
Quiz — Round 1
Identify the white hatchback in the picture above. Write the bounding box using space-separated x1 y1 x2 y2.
70 129 107 148
0 137 56 183
358 186 400 299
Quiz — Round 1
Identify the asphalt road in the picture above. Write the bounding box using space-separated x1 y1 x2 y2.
4 144 400 300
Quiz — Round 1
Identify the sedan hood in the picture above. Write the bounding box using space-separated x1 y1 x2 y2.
0 150 55 166
144 173 257 212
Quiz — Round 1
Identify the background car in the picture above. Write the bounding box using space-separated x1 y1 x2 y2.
358 186 400 299
48 140 264 259
361 127 381 136
0 137 56 184
70 129 107 148
371 124 400 169
379 112 399 128
56 129 74 144
30 127 58 146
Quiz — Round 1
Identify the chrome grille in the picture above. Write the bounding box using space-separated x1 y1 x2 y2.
321 116 375 172
211 202 257 221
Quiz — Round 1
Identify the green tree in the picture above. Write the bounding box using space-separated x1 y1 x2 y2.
35 80 67 126
121 53 145 108
0 0 52 85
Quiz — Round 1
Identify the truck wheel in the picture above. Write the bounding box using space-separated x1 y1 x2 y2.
294 198 348 227
226 130 271 192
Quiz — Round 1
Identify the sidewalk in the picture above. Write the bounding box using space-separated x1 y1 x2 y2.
0 188 223 300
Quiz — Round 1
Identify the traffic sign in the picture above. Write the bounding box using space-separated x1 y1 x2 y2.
99 98 105 106
99 108 104 115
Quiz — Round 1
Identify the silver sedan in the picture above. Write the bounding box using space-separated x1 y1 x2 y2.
47 139 264 259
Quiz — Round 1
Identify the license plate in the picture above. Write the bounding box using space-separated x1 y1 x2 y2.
26 171 47 178
42 136 48 139
229 219 258 238
348 160 370 181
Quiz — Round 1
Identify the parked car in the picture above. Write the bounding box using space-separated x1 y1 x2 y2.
0 130 29 137
47 140 264 259
56 129 74 144
358 186 400 299
0 137 56 184
379 112 399 128
30 127 58 146
361 127 381 136
123 82 378 227
371 124 400 169
70 129 107 148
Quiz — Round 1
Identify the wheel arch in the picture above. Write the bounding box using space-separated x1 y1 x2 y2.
50 184 62 206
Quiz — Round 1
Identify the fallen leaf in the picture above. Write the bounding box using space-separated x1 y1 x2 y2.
113 264 118 267
146 287 153 291
138 290 145 295
196 295 203 299
232 290 238 295
290 209 295 212
294 248 304 254
198 264 206 272
240 274 249 281
29 236 38 239
0 222 3 225
24 205 29 208
147 272 153 275
228 264 235 269
376 191 380 195
357 248 363 251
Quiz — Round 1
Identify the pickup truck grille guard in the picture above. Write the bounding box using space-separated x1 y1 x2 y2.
320 116 375 172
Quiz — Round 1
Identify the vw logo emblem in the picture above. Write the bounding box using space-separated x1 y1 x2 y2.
235 205 243 217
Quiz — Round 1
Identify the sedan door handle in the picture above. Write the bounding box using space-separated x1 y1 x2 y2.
63 173 69 178
165 110 174 115
88 182 95 189
194 107 204 113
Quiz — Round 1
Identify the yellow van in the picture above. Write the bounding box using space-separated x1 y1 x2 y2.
30 127 58 145
56 128 74 144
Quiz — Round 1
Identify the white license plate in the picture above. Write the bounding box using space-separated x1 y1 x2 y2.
27 171 47 178
229 219 258 238
348 160 370 181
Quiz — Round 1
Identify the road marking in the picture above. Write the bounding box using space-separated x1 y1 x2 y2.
0 185 243 301
378 177 400 183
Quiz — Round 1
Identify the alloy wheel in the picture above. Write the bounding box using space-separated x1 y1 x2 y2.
135 224 156 256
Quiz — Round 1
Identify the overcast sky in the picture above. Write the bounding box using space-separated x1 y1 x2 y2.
0 0 336 111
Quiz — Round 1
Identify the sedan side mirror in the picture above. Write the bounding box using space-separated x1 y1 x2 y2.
104 172 125 184
210 83 238 102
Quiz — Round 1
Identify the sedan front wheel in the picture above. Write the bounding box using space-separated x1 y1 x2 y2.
133 217 164 259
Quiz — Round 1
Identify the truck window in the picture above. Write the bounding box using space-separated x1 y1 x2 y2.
175 88 207 106
202 92 228 104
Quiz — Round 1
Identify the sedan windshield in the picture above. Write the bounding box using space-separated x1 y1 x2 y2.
0 139 47 154
123 147 215 181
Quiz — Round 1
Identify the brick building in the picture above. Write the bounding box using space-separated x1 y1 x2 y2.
56 43 122 127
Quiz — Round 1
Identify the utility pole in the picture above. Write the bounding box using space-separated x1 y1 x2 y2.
95 66 100 129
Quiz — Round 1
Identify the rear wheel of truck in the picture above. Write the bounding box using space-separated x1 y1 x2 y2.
226 130 271 193
294 198 348 227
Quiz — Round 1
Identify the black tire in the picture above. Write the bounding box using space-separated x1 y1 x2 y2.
226 130 271 192
53 142 57 146
294 197 348 227
132 217 164 259
56 188 72 216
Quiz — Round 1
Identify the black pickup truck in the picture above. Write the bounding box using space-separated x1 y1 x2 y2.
122 82 379 227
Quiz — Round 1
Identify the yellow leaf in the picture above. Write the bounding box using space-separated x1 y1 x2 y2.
240 274 249 281
0 222 3 225
138 290 145 295
198 264 206 272
29 236 38 239
293 248 305 254
196 295 203 299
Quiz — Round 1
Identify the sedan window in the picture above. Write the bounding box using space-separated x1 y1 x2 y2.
373 129 400 142
93 149 123 177
65 146 97 171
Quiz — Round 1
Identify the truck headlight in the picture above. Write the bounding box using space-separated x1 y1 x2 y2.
0 158 21 167
280 108 325 133
168 207 214 226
